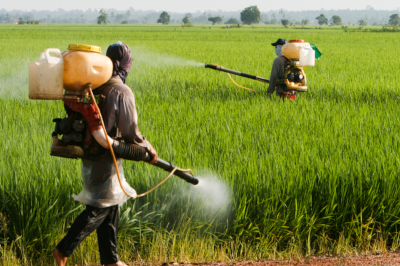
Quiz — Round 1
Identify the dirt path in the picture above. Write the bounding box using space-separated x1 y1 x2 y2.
166 252 400 266
83 251 400 266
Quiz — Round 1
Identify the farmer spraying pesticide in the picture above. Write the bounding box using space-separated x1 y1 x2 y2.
205 38 321 96
267 38 315 101
267 38 296 100
29 42 198 266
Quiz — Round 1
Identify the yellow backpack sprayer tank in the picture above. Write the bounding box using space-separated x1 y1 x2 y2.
62 44 113 91
28 44 198 199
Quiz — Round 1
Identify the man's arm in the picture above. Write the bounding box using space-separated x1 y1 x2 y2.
116 89 158 163
267 57 281 95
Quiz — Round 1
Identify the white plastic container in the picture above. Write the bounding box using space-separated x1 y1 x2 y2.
29 48 64 100
299 46 315 66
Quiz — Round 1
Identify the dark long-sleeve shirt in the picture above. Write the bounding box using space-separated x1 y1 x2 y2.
100 77 153 150
267 55 291 95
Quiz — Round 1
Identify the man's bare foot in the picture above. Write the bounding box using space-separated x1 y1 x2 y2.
106 261 129 266
53 248 67 266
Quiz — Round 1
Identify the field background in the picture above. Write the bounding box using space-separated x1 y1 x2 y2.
0 24 400 265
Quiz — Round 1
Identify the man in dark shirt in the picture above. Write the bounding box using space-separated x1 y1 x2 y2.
267 38 296 101
53 42 157 266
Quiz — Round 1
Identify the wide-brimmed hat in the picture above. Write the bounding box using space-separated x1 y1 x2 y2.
271 38 287 46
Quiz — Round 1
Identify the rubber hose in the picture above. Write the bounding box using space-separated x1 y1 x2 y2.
111 140 148 161
112 141 199 185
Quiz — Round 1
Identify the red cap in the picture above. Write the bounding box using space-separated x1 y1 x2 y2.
289 39 305 43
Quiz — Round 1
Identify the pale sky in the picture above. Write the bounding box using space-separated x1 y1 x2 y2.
1 0 399 12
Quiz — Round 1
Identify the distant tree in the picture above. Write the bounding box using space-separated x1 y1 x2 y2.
301 19 309 29
240 6 261 25
389 14 400 26
281 19 290 27
121 20 128 24
358 19 367 26
208 17 222 25
315 14 328 25
26 20 39 24
358 19 367 29
157 11 170 25
18 18 25 24
182 16 191 26
97 9 108 25
330 15 342 25
225 18 240 24
185 13 193 19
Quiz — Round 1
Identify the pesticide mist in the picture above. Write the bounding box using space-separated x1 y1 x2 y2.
185 173 232 220
131 46 204 68
0 59 30 100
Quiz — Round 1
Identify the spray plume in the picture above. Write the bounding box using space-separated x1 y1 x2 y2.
131 46 204 68
0 60 29 100
185 173 232 218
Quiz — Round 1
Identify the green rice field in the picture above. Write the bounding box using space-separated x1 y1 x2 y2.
0 24 400 265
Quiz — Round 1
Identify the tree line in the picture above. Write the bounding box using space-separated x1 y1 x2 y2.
1 6 399 26
310 13 399 27
155 7 399 28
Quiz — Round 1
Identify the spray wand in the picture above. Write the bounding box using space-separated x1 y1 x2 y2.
205 63 269 92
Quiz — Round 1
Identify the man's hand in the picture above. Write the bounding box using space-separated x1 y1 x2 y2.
148 147 158 164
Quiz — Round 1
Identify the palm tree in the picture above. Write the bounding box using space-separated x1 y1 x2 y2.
97 9 108 25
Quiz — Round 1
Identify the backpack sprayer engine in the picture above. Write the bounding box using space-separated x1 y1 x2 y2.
29 44 198 199
205 40 321 93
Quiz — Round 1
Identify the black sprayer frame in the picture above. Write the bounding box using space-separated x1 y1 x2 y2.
205 64 269 84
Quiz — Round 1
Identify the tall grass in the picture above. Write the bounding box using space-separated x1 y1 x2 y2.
0 25 400 264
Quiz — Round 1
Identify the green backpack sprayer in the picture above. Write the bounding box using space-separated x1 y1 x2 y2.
205 40 321 93
29 44 198 199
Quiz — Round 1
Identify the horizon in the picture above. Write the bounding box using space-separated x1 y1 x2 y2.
1 0 400 13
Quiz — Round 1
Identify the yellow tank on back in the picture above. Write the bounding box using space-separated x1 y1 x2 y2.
62 44 113 91
282 40 312 62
